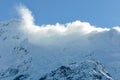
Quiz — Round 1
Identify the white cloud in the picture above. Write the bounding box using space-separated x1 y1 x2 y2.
19 5 120 47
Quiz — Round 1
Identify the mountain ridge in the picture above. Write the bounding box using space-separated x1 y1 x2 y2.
40 60 113 80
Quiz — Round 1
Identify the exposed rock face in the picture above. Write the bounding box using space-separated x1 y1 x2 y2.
40 60 113 80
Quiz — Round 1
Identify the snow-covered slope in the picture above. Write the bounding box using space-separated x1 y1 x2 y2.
0 19 119 80
0 20 32 80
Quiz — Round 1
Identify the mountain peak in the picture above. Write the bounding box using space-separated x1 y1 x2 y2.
40 60 113 80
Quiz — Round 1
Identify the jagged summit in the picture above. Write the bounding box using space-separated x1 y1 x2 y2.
40 60 113 80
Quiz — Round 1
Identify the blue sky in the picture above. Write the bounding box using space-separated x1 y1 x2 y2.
1 0 120 27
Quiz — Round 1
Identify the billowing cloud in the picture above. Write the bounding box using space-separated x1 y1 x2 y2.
18 5 120 55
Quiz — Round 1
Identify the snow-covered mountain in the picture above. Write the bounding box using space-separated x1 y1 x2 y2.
0 19 118 80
